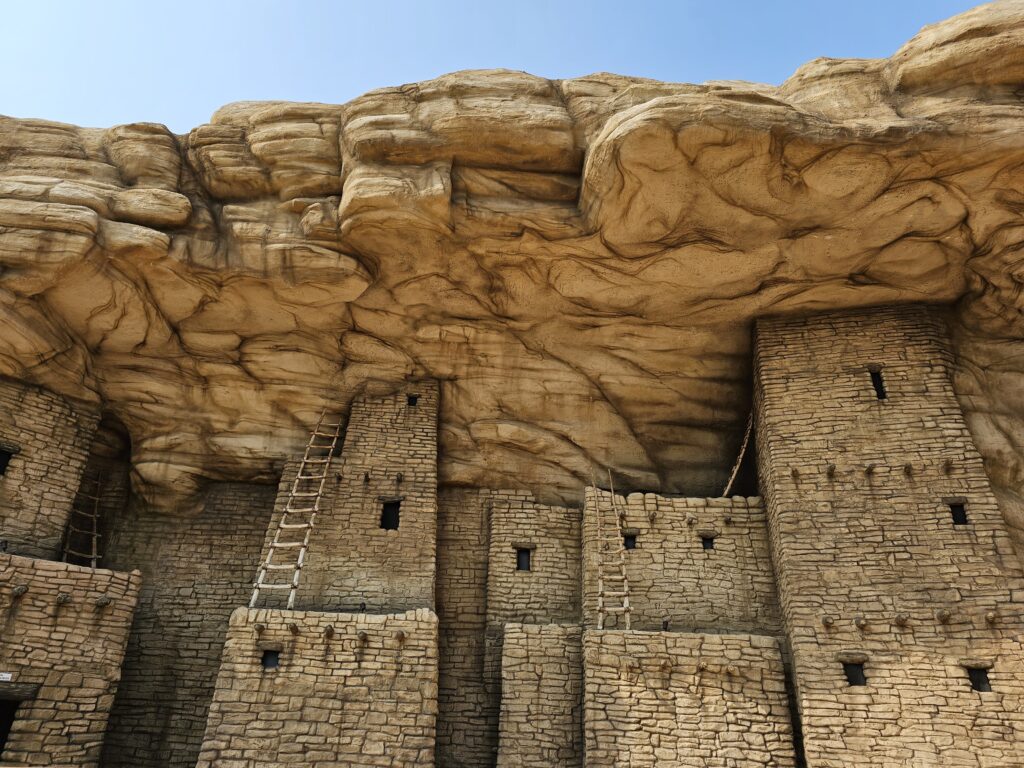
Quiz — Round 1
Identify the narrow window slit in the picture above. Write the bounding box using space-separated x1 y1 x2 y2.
868 367 887 400
843 662 867 687
0 448 13 476
966 666 991 692
407 394 419 407
380 500 401 530
701 535 715 550
623 534 637 550
516 547 532 571
949 502 969 526
261 650 281 670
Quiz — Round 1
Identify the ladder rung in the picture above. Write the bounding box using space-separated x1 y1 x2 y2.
254 583 293 590
270 542 305 549
290 491 320 497
600 590 628 597
278 522 312 530
285 505 317 513
303 459 331 464
66 526 100 535
295 474 326 481
64 549 100 558
603 607 631 613
263 564 298 571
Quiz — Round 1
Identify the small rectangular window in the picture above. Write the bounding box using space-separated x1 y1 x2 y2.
950 502 969 526
0 699 19 752
843 662 867 687
380 500 401 530
261 649 280 670
701 535 715 550
516 548 532 571
623 534 637 550
869 367 887 400
966 666 991 692
407 394 419 407
0 449 13 476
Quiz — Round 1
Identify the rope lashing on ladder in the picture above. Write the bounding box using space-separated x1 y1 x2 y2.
722 410 753 498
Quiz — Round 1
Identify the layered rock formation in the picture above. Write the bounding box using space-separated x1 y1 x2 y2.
2 2 1024 550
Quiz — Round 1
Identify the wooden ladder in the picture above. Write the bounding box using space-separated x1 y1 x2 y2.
595 470 631 630
63 473 103 569
249 410 343 610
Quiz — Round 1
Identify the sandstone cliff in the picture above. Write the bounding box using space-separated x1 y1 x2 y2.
2 2 1024 547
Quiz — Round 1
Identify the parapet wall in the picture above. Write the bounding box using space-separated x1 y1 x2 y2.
581 630 796 767
0 553 140 767
755 306 1024 766
196 607 439 768
582 489 781 633
497 623 582 768
0 378 98 559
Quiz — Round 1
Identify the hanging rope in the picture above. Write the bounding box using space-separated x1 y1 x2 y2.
722 410 754 497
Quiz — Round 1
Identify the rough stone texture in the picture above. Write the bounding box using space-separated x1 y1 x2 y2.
582 489 782 633
487 492 581 627
0 553 140 767
255 382 438 612
196 607 438 768
497 623 582 768
755 306 1024 766
582 630 796 767
7 5 1024 551
101 482 276 768
435 487 498 768
0 377 98 558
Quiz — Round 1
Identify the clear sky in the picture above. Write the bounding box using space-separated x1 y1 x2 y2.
1 0 983 133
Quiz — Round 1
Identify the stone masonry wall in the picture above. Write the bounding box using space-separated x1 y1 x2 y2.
582 488 781 633
436 487 498 768
755 306 1024 766
0 554 140 767
487 491 581 627
582 630 796 767
196 607 438 768
497 623 582 768
0 378 99 559
258 382 439 612
102 482 276 768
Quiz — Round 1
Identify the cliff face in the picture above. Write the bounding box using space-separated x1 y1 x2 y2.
2 3 1024 538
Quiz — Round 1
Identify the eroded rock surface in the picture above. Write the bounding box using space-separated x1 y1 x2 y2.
2 3 1024 546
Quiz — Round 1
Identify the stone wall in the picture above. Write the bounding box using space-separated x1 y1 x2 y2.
0 378 98 559
436 487 498 767
101 482 276 768
755 306 1024 766
581 630 796 767
0 553 140 767
497 623 582 768
582 488 781 633
257 382 439 612
196 607 438 767
487 491 580 626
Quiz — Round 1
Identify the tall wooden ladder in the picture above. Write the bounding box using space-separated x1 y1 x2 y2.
249 410 343 610
595 470 631 630
63 473 103 569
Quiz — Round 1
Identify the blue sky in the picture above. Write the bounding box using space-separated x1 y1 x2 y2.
1 0 982 133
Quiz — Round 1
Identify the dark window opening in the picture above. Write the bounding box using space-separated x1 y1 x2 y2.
0 699 18 752
843 662 867 687
380 500 401 530
950 502 969 526
516 548 532 571
623 534 637 550
701 536 715 550
967 667 991 692
869 368 887 400
0 449 12 477
261 650 281 670
407 394 419 407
